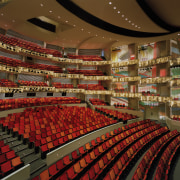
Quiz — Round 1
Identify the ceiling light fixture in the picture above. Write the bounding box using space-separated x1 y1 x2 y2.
1 13 4 16
117 11 120 14
95 34 98 36
138 27 141 29
135 25 137 27
109 2 112 5
122 14 124 17
88 32 91 34
81 28 84 31
49 10 52 13
113 7 116 9
40 3 43 7
65 20 68 23
58 16 61 19
128 20 131 23
125 18 128 21
73 24 76 27
12 20 15 23
132 23 134 25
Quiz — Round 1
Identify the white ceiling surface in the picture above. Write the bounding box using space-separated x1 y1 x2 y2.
0 0 179 49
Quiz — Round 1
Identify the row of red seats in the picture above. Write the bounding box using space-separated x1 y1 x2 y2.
0 56 63 73
114 103 134 110
0 140 23 178
0 106 118 158
0 79 18 87
0 34 62 57
96 107 138 122
32 119 154 179
132 129 178 180
104 126 169 180
0 97 81 111
89 98 107 105
154 136 180 180
68 55 103 61
171 115 180 121
67 69 104 76
141 91 160 96
18 80 48 87
51 82 74 89
77 84 105 90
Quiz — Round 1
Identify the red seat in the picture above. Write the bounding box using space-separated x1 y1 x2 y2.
48 164 58 177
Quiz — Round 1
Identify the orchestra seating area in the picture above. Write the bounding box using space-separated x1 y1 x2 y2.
0 97 81 111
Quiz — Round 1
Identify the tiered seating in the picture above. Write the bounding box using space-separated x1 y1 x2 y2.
68 55 103 61
0 79 18 87
154 136 180 180
77 84 105 90
104 127 169 180
0 106 118 158
132 130 179 180
0 140 24 178
18 80 48 87
114 103 134 110
32 120 166 180
0 34 62 57
0 56 63 73
0 97 81 111
52 82 74 89
67 69 104 76
89 98 107 106
96 107 138 123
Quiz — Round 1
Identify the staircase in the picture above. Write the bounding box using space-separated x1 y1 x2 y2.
0 127 47 179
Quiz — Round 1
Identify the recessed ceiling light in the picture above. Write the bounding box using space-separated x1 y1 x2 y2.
122 14 124 17
113 6 116 9
73 24 76 27
12 20 15 23
138 27 141 29
125 18 128 21
49 10 52 13
102 37 104 38
81 28 84 31
88 32 91 34
109 2 112 5
132 23 134 25
117 11 120 14
95 34 98 36
135 25 137 27
128 20 131 23
58 16 61 19
4 24 7 27
1 13 4 16
40 3 43 7
65 20 68 23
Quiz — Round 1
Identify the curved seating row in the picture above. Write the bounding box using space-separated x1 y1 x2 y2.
0 34 62 57
95 107 138 123
0 79 18 87
51 82 74 89
18 80 48 87
77 84 105 90
0 56 63 73
68 55 103 61
154 135 180 180
33 120 164 180
0 97 81 111
132 129 179 180
89 98 107 106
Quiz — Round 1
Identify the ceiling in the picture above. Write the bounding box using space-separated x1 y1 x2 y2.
0 0 180 49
